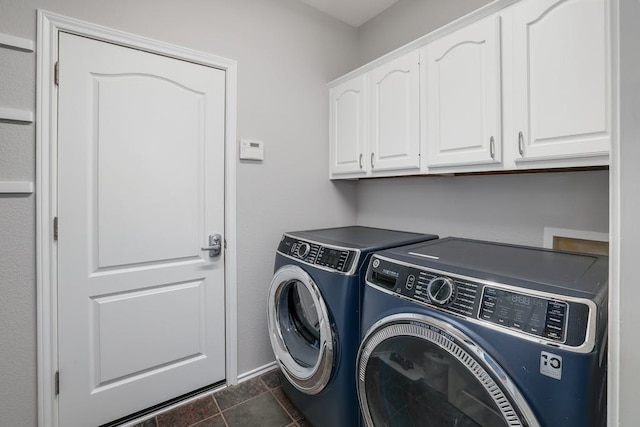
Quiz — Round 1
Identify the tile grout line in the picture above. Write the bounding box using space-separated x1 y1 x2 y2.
182 394 226 427
268 388 299 423
260 371 303 424
259 374 297 422
215 388 271 412
160 372 288 427
212 394 229 427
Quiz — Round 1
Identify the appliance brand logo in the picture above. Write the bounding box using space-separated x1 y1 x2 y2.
540 351 562 380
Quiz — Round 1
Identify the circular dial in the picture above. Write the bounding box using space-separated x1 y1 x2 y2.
296 242 311 258
427 277 455 305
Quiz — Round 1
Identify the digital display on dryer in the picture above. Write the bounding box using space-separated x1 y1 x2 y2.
316 247 350 271
318 248 341 266
480 287 567 342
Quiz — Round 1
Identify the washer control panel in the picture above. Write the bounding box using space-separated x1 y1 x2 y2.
479 286 568 342
367 255 592 349
278 235 356 273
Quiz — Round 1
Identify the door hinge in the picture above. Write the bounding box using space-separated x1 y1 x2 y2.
53 217 58 241
54 61 59 86
55 371 60 395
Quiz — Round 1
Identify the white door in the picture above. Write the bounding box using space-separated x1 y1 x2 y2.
369 51 421 172
425 15 502 168
57 33 226 427
330 75 368 177
511 0 610 162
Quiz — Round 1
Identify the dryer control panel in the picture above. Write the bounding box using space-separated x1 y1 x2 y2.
367 255 594 350
278 235 357 274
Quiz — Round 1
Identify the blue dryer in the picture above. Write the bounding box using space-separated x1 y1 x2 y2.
357 237 608 427
268 226 438 427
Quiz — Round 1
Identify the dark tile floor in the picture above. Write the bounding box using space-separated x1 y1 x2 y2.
130 368 310 427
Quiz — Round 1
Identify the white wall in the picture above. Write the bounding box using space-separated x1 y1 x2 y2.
357 0 493 64
0 1 358 425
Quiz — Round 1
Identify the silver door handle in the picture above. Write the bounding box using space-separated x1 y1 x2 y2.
359 153 363 169
490 136 495 159
201 234 222 257
518 131 524 156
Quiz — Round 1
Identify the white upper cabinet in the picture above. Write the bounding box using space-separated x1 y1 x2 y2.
424 15 502 169
328 0 610 179
509 0 610 164
369 51 421 173
330 75 368 177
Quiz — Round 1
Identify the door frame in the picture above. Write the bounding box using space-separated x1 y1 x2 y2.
35 10 238 427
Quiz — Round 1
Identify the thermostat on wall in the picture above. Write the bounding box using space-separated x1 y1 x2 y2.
240 139 264 161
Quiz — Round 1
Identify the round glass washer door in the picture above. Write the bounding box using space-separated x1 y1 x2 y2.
268 265 334 394
357 313 540 427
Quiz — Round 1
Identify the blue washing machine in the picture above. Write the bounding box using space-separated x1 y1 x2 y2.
267 226 438 427
357 237 608 427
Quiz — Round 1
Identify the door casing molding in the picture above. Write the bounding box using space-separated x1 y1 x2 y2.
36 10 239 426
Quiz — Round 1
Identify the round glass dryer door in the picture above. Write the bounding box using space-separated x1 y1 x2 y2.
268 265 334 394
357 314 540 427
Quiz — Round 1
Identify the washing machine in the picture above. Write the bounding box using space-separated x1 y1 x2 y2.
357 237 608 427
268 226 438 427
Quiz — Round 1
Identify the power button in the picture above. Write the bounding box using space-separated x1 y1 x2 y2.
406 275 416 290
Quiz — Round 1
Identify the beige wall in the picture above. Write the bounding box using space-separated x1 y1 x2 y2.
0 1 359 425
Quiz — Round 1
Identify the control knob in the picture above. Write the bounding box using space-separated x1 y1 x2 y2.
296 242 311 258
427 277 455 306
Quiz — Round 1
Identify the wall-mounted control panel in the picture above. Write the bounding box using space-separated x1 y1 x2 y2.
240 139 264 161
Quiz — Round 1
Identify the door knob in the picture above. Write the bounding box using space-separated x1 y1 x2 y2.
201 234 222 257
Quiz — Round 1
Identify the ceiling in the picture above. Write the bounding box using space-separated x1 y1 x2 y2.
296 0 399 27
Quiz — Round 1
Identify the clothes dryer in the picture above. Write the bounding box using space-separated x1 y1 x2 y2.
268 226 438 427
358 237 608 427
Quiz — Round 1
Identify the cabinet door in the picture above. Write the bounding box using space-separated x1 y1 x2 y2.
511 0 610 162
425 15 502 168
369 51 421 172
330 75 367 177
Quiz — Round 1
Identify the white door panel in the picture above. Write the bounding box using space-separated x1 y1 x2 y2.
57 33 226 427
96 74 204 268
330 75 367 176
512 0 609 161
91 280 205 386
370 51 420 172
426 15 502 167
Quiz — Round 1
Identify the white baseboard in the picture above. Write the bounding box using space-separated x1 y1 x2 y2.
237 361 278 383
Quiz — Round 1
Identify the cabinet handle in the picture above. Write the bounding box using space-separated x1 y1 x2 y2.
359 153 363 170
490 136 495 159
371 153 375 169
518 131 524 156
